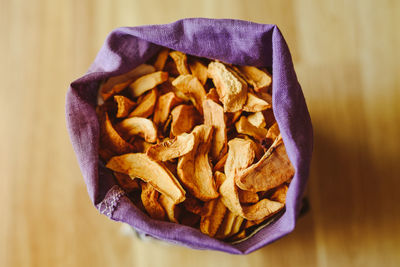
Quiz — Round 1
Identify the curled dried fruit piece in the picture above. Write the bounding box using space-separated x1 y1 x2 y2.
247 111 266 128
113 172 139 192
129 71 168 97
270 184 288 204
183 197 206 216
159 194 180 223
207 62 248 112
99 112 134 160
116 117 157 143
177 125 219 201
172 75 206 114
128 88 157 118
169 51 190 75
235 116 268 141
214 171 227 190
219 139 283 220
205 88 220 103
200 198 227 237
100 64 156 100
106 153 186 203
243 93 271 112
114 95 135 118
170 104 202 137
203 98 227 160
153 92 183 126
154 48 170 71
141 182 166 220
189 59 208 85
131 138 153 153
237 66 272 92
146 133 195 161
236 136 295 192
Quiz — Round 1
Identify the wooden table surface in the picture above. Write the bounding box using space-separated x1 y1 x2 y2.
1 0 399 266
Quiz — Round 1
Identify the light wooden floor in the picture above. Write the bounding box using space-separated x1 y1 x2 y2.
1 0 399 266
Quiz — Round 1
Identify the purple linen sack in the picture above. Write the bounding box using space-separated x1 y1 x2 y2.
66 18 313 254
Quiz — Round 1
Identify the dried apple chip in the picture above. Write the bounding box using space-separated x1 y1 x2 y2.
99 112 134 160
236 136 295 192
129 71 168 97
106 153 186 203
235 116 268 141
169 51 190 75
243 93 271 112
183 197 206 216
153 92 183 126
146 133 195 161
141 182 166 220
213 153 228 172
128 88 157 118
114 95 135 118
115 117 157 143
247 111 266 128
237 66 272 92
189 59 208 85
200 198 227 237
154 48 170 71
203 98 227 160
100 64 156 100
171 75 206 114
170 104 202 137
177 125 219 201
205 88 220 104
207 62 248 112
266 122 280 144
159 194 180 223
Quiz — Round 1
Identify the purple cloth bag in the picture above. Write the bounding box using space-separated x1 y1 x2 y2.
66 18 313 254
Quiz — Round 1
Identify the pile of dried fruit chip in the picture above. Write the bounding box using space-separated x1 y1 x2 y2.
97 48 295 241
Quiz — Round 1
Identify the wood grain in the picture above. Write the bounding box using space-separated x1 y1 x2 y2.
1 0 399 266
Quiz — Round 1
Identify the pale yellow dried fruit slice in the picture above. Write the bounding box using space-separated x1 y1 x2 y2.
100 64 156 100
154 48 170 71
270 184 288 204
235 116 268 141
131 138 153 153
129 71 168 97
114 95 136 118
238 189 259 204
146 133 195 161
189 59 208 85
128 88 157 118
115 117 157 143
200 198 227 237
237 66 272 92
113 172 139 192
247 111 266 128
106 153 186 203
171 75 206 114
159 194 180 223
215 211 236 239
236 136 295 192
177 125 219 201
153 92 183 126
99 112 134 160
203 98 227 160
207 62 248 112
170 104 202 137
169 51 190 75
243 93 271 112
219 139 283 220
141 182 166 220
